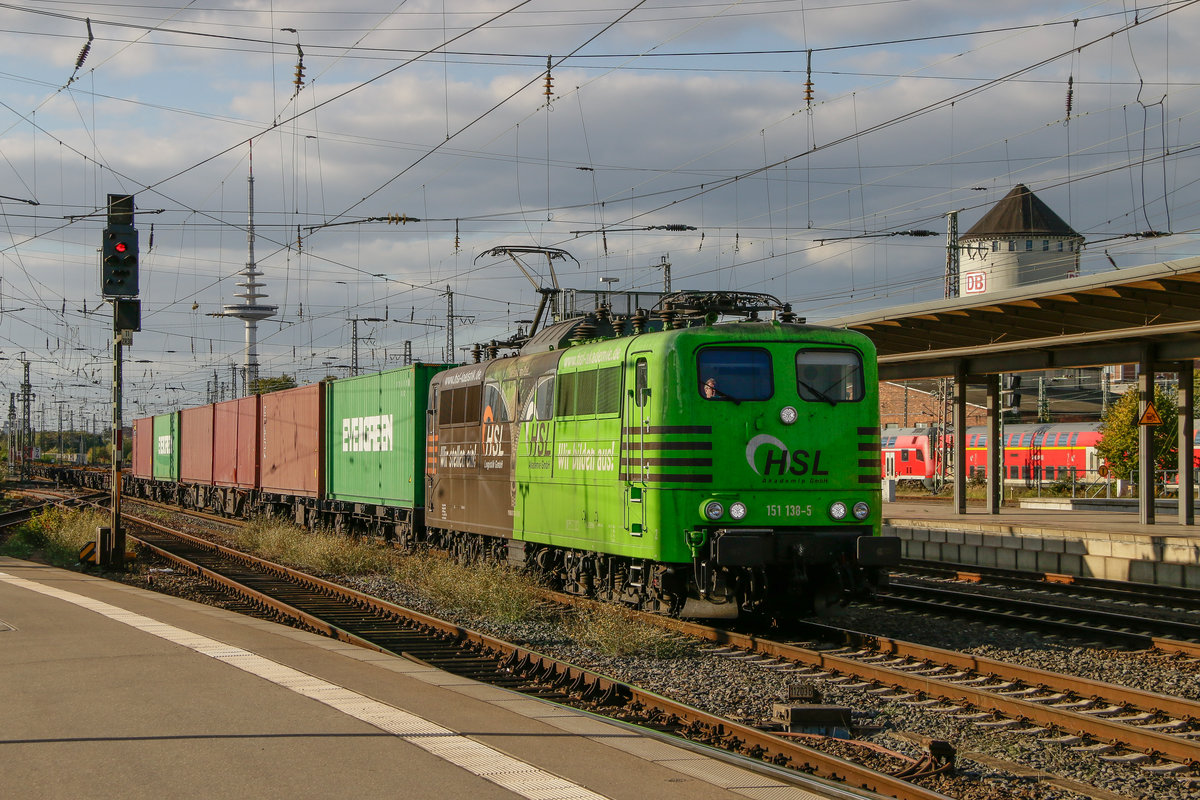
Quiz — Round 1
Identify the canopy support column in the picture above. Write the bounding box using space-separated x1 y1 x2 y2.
985 373 1002 514
1179 360 1194 526
1138 350 1155 525
953 363 968 515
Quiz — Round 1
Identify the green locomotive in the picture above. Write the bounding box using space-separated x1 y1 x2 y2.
122 291 898 618
427 292 899 616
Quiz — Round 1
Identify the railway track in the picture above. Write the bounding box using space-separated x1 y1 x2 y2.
625 614 1200 779
876 577 1200 654
114 509 958 800
897 559 1200 612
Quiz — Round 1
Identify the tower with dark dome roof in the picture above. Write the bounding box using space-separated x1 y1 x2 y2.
956 184 1084 296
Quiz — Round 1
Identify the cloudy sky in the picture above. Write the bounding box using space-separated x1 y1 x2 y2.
0 0 1195 423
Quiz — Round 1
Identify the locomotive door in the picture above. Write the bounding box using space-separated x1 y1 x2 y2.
884 451 896 479
622 354 652 537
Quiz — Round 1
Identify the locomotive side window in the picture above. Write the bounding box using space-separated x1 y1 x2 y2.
697 347 772 401
576 370 598 416
794 349 863 404
441 385 482 426
634 358 649 408
596 366 621 415
520 373 556 421
534 375 555 420
482 381 509 422
555 372 577 417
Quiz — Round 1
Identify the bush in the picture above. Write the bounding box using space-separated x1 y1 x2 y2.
1 506 118 566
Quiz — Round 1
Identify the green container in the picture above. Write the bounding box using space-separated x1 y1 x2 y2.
325 364 449 507
152 412 180 482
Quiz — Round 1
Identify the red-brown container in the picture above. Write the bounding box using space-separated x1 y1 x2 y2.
131 416 154 479
259 383 323 498
214 395 260 489
180 405 215 485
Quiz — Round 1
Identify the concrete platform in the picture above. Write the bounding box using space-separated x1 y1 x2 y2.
0 558 835 800
884 501 1200 587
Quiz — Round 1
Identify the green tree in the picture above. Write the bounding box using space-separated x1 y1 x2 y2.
251 374 297 394
1096 384 1178 483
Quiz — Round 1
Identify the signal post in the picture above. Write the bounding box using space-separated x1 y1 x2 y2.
99 194 140 568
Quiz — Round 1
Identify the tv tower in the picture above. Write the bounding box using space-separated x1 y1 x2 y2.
221 142 277 392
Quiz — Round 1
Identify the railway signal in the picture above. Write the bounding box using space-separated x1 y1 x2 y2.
99 192 139 569
102 208 139 297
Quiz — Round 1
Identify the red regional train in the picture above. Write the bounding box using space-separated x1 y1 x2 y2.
882 422 1106 487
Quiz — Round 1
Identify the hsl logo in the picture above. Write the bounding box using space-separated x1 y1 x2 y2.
745 434 828 477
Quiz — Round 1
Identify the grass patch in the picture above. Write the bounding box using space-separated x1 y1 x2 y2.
229 518 545 624
233 516 399 576
390 551 546 624
566 604 694 658
0 506 116 566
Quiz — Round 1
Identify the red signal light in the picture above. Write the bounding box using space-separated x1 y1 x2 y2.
114 241 127 254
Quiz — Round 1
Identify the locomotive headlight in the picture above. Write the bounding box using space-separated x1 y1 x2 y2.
779 406 798 425
852 501 870 520
729 501 748 520
828 500 848 520
704 501 725 520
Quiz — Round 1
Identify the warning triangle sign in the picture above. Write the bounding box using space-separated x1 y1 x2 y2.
1138 404 1163 426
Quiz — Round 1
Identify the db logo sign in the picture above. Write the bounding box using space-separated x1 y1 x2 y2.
963 271 987 294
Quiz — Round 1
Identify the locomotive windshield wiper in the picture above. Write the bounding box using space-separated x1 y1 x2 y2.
798 379 837 406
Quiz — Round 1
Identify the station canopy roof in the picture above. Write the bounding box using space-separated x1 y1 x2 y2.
818 256 1200 381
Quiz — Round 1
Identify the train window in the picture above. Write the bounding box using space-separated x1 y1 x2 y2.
901 451 909 462
520 373 556 421
1021 433 1031 446
576 370 598 416
697 347 773 401
463 384 481 425
968 434 977 447
438 388 453 426
555 373 577 417
978 434 987 446
1071 432 1080 446
534 375 555 420
635 359 649 408
446 385 482 426
915 449 924 461
483 382 509 423
794 349 863 403
596 366 621 415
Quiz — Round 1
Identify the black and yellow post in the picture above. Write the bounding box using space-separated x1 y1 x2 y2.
99 194 139 568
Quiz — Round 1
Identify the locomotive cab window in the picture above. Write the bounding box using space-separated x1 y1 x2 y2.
795 349 863 404
697 347 772 401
